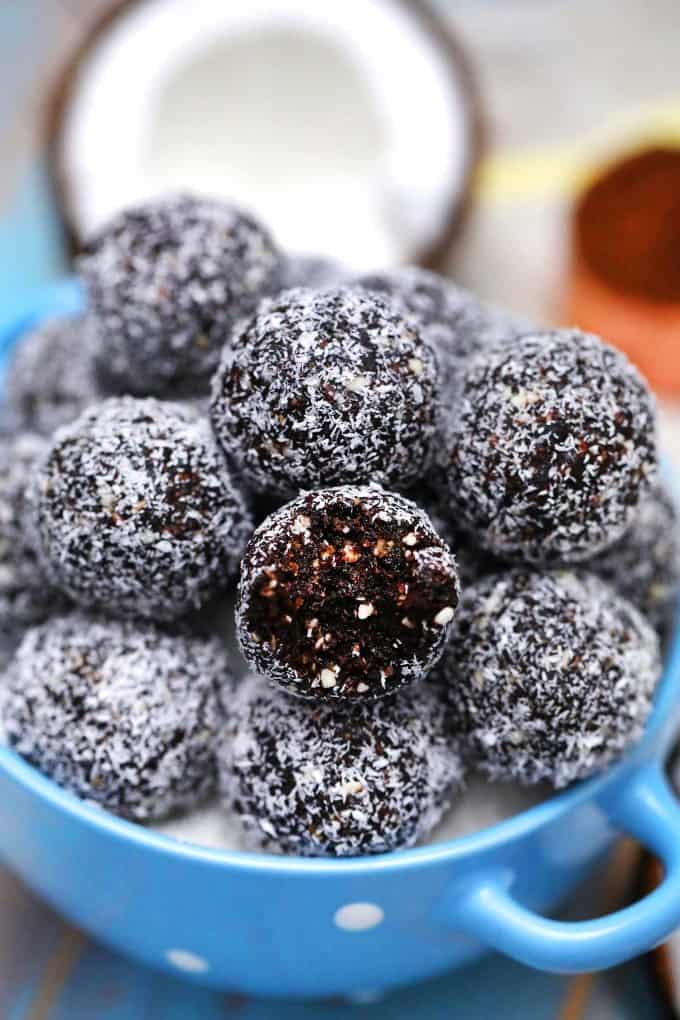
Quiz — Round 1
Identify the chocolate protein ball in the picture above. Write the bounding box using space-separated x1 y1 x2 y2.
31 397 253 620
3 613 230 821
2 315 101 436
354 266 528 397
437 330 658 564
435 570 661 788
236 486 459 699
0 432 69 654
280 254 347 290
219 674 464 856
211 286 440 496
588 480 680 632
80 194 282 395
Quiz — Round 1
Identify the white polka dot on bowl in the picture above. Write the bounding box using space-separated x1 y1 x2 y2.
165 948 210 973
333 902 384 931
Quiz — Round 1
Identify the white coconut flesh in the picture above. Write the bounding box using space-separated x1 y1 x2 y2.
58 0 474 269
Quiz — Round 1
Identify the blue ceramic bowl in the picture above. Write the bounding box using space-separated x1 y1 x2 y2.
2 279 680 998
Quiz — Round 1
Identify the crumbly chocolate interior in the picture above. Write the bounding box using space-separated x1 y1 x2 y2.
241 488 458 697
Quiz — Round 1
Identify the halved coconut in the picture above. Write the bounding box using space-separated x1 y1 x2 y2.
48 0 481 270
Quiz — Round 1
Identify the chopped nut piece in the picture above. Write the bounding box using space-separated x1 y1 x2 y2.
291 514 312 535
342 542 361 563
434 606 455 626
346 374 368 393
320 668 338 688
341 779 364 798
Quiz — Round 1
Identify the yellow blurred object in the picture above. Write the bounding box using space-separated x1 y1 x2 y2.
477 95 680 204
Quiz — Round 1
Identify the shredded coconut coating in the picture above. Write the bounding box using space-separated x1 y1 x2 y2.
587 480 680 632
280 254 347 290
434 570 661 788
79 193 282 395
236 485 459 699
219 674 465 857
354 266 529 399
30 397 253 620
3 613 231 821
0 432 69 650
210 286 440 497
2 315 102 436
437 330 658 563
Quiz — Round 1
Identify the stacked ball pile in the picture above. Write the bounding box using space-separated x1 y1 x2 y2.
0 194 675 857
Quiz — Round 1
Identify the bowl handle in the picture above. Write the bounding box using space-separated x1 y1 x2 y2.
446 763 680 973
